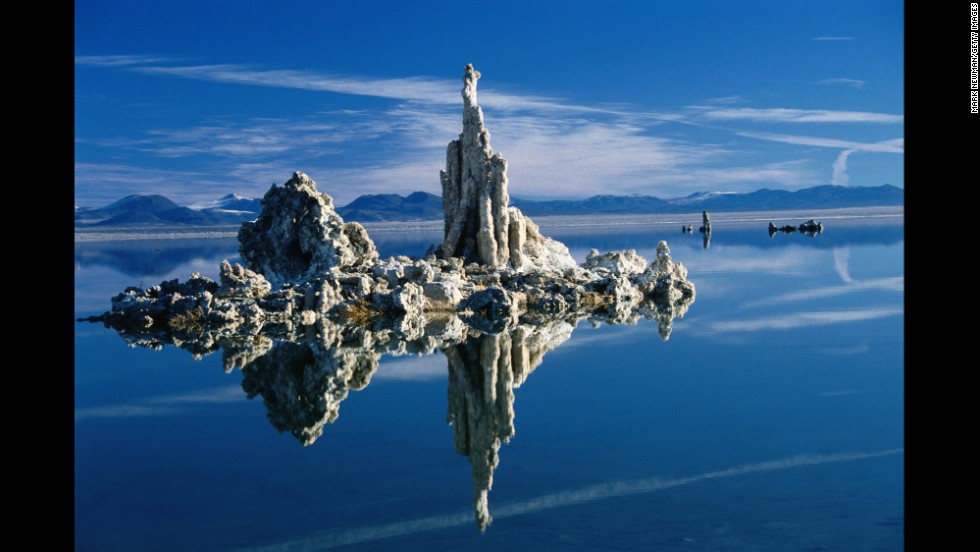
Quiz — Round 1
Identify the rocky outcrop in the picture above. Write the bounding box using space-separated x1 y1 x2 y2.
88 65 694 328
440 64 576 272
698 210 711 234
698 211 712 249
799 219 824 235
238 171 378 286
769 219 823 237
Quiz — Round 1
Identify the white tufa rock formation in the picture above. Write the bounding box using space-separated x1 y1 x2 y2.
239 171 379 286
441 64 576 272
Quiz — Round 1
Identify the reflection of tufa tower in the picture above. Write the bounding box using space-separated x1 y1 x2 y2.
240 338 379 446
445 323 574 531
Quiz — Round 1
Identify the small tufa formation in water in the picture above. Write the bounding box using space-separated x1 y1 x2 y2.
698 210 711 234
698 211 712 249
799 219 824 235
768 219 824 237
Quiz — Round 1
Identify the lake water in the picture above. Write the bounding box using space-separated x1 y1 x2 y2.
75 212 904 551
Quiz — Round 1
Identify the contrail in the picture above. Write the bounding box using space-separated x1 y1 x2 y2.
833 247 853 283
832 148 855 186
239 448 903 551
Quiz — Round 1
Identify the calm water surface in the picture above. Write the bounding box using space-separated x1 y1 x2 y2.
75 215 903 551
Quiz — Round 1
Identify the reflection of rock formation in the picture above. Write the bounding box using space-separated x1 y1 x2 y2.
445 322 573 531
240 338 380 446
441 64 576 272
86 269 692 527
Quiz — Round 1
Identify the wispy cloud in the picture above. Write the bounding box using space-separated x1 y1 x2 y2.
740 277 904 308
76 55 900 204
736 133 903 186
820 344 871 356
374 354 447 381
79 103 820 205
75 54 176 67
76 56 618 115
833 247 853 282
812 36 854 41
238 448 902 551
75 385 243 422
702 108 901 124
816 78 866 89
832 149 856 185
706 307 903 334
682 247 816 277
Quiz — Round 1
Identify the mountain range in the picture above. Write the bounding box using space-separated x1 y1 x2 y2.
75 184 903 227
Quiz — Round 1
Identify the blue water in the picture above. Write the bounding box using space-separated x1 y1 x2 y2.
75 215 903 551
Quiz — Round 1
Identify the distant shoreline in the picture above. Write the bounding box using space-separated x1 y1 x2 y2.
74 205 903 242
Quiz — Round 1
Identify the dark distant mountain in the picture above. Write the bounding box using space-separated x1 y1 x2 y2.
511 194 672 215
76 193 262 227
336 191 443 222
512 184 903 216
75 185 902 228
75 194 182 224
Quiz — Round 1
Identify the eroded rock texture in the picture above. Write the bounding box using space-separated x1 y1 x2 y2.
440 64 576 272
239 171 378 285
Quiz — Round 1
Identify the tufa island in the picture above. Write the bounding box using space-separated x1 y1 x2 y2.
82 64 697 531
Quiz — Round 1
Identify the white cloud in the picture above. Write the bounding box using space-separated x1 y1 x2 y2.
75 385 243 422
703 108 902 124
736 133 903 186
816 78 866 89
374 354 447 381
833 247 853 283
820 344 872 355
741 277 904 308
75 56 901 204
77 57 621 116
831 149 855 185
706 307 903 334
682 246 816 277
75 54 176 67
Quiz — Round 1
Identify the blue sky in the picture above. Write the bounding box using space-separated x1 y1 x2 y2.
75 0 904 207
